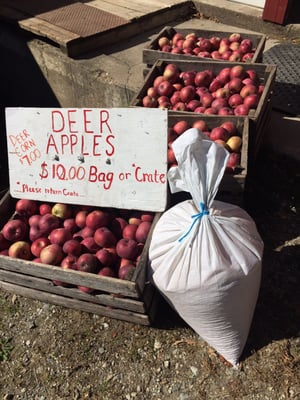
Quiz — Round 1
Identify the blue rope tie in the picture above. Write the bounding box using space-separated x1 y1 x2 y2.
178 202 209 242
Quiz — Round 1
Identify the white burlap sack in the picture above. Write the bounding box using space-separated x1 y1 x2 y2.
148 128 264 366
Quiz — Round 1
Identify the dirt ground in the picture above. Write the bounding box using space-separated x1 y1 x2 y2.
0 146 299 399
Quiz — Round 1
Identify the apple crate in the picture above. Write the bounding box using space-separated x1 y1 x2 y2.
131 59 276 157
0 192 161 326
143 26 266 68
168 115 249 206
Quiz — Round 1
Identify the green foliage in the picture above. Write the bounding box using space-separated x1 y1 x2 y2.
0 337 13 361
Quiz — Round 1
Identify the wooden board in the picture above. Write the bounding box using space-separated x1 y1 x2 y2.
0 0 196 57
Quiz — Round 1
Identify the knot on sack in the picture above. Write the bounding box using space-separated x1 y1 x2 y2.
178 202 209 242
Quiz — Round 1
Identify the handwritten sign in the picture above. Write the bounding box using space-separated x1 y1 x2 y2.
5 107 168 212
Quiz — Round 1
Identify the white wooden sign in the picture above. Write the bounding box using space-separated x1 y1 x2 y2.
5 107 168 212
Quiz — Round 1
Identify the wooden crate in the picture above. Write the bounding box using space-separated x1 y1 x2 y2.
131 59 277 157
143 26 266 68
0 192 161 325
168 115 249 206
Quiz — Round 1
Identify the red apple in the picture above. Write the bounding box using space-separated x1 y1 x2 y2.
74 210 88 228
157 80 174 97
62 239 82 256
31 236 51 258
94 227 117 248
194 71 212 87
228 93 244 108
142 95 158 108
86 209 110 230
230 65 246 79
39 203 52 216
28 214 42 227
73 226 95 240
116 238 139 261
243 94 259 109
180 70 196 86
180 85 195 103
141 212 154 222
81 237 101 254
98 266 117 278
49 228 73 246
63 218 79 234
227 152 241 170
218 107 234 115
95 248 115 267
229 33 241 43
192 119 208 131
200 93 214 108
2 219 28 241
135 221 152 244
122 223 138 240
234 104 250 115
118 263 136 280
8 240 32 260
210 127 231 142
173 120 190 136
76 253 100 273
40 243 64 265
39 213 60 234
240 84 258 98
15 199 37 217
220 121 237 136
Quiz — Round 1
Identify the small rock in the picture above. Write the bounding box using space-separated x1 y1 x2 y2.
190 366 198 376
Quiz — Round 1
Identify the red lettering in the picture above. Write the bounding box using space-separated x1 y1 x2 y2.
100 110 112 133
105 134 115 156
83 109 94 133
51 110 64 132
70 135 78 154
61 134 69 155
93 135 101 156
68 109 78 133
46 134 59 154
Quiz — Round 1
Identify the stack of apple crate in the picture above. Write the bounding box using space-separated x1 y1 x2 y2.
130 27 277 205
0 191 161 326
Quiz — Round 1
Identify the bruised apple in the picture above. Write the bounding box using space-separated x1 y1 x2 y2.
76 253 100 273
2 219 28 242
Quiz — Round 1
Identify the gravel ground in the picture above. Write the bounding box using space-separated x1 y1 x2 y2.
0 148 299 400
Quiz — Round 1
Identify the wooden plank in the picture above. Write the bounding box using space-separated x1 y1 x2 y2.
0 268 148 313
0 280 152 325
86 0 187 19
0 255 140 298
19 17 79 47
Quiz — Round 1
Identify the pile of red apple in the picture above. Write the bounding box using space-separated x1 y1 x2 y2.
141 62 264 116
168 119 242 173
0 199 155 291
155 31 257 62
